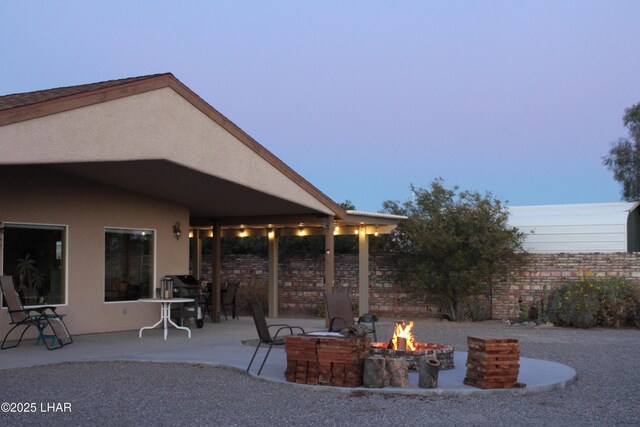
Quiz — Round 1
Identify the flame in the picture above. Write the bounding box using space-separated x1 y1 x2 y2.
391 321 416 351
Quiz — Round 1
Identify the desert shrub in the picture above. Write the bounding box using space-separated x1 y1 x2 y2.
313 303 326 318
548 277 601 328
598 277 635 327
629 288 640 327
519 302 530 323
549 275 638 328
456 297 490 322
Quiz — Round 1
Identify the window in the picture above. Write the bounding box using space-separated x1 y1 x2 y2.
105 228 154 302
1 223 66 306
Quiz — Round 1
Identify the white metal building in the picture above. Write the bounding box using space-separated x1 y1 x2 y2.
507 202 640 253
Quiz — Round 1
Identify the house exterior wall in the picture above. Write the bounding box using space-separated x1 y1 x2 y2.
0 166 189 337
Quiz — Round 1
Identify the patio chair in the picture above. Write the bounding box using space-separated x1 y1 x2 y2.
199 281 212 320
1 275 73 350
222 282 239 320
246 300 305 375
324 292 377 342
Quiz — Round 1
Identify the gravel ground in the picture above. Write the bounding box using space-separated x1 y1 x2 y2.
1 320 638 426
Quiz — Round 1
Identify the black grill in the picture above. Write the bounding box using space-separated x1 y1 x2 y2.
168 275 203 328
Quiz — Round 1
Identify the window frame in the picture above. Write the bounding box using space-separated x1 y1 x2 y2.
1 221 69 308
103 226 156 304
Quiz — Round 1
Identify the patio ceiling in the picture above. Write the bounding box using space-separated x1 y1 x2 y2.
47 160 324 219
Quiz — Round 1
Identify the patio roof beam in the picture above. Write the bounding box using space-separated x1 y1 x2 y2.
190 214 332 228
189 224 398 238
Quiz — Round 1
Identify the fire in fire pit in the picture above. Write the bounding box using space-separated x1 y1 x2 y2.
390 321 416 351
370 321 455 370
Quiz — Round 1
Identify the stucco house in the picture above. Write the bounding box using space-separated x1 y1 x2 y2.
0 73 402 338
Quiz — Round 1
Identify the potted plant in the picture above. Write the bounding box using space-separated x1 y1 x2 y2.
17 253 44 302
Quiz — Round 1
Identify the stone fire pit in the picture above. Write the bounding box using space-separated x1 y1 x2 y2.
369 342 455 370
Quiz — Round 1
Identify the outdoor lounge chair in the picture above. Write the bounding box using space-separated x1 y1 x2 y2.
246 300 305 375
0 275 73 350
324 292 377 342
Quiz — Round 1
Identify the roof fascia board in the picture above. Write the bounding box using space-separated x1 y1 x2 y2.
0 74 172 127
343 211 407 226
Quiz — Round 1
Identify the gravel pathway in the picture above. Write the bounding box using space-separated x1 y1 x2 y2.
1 320 638 426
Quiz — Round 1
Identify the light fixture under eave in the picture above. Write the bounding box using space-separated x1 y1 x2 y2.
268 230 275 239
189 230 194 239
374 226 379 237
298 227 305 237
240 228 247 238
172 222 181 240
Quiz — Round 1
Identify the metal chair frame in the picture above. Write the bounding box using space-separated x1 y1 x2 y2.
324 292 378 342
1 276 73 351
221 282 239 320
246 300 305 375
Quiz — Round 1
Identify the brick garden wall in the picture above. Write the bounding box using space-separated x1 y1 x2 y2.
493 252 640 320
203 254 440 318
201 252 640 320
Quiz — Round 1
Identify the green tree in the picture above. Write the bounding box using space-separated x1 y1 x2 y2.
603 102 640 201
383 179 525 320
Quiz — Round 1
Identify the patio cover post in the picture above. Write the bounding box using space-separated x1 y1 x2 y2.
268 229 278 318
194 229 202 279
212 223 221 323
324 216 335 293
358 226 369 316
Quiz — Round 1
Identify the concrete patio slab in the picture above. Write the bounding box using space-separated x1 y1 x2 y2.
0 316 576 396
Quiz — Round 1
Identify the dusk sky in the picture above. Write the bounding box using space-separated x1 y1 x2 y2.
2 1 639 212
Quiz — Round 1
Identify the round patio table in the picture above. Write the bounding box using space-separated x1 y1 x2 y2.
138 298 194 340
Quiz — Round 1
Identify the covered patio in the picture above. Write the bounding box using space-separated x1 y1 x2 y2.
190 209 406 320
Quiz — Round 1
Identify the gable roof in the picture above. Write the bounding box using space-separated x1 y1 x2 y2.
0 73 346 220
0 74 166 111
